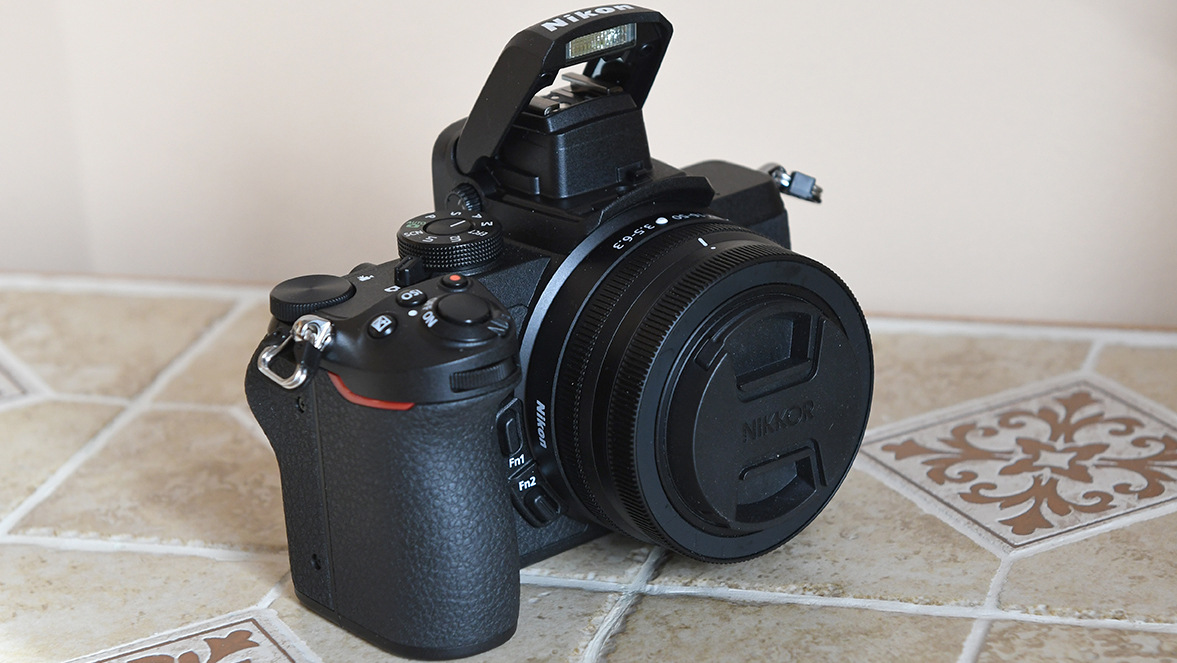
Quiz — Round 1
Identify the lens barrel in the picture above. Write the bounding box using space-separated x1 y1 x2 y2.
528 216 873 562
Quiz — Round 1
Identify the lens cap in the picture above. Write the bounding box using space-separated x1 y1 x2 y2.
663 290 866 535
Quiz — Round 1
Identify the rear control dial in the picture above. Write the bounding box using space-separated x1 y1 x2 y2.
397 211 504 271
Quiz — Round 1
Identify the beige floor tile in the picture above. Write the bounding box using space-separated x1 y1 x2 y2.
1097 346 1177 415
273 583 619 663
870 334 1089 426
0 292 231 398
653 469 998 605
0 544 287 663
158 302 273 407
523 533 653 584
0 401 121 517
1001 511 1177 621
606 595 972 662
16 409 286 551
978 621 1177 662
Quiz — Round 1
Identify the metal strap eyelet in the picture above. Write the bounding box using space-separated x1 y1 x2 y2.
257 315 334 390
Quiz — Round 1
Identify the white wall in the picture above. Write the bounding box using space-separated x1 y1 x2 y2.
2 0 1176 327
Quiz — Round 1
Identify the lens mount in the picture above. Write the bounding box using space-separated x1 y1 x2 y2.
525 214 872 562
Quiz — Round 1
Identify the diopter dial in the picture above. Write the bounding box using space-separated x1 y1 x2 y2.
396 211 504 271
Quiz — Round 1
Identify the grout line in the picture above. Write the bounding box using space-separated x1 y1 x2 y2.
0 336 55 396
0 393 48 415
638 583 1177 633
955 620 992 663
983 556 1015 610
580 547 667 663
0 534 281 562
531 570 1177 634
0 299 255 535
867 316 1177 348
520 573 629 594
51 393 134 407
254 572 292 610
1080 339 1107 374
0 272 270 301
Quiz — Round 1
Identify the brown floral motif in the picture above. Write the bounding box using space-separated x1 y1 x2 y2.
128 630 259 663
879 388 1177 541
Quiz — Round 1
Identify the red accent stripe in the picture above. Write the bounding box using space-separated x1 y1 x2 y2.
328 373 415 411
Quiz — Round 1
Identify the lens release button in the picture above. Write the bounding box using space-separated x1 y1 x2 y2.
437 293 492 325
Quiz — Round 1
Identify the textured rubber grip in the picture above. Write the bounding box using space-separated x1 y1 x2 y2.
311 370 520 659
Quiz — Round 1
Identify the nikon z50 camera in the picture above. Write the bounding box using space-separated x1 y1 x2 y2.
246 6 872 660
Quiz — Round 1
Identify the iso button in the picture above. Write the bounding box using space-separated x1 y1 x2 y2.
396 288 427 308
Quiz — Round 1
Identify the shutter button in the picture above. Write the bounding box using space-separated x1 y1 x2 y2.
436 294 491 325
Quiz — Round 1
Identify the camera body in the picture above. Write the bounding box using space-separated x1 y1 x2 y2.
246 6 872 660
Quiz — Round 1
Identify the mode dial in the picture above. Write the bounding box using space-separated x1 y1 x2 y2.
396 211 503 271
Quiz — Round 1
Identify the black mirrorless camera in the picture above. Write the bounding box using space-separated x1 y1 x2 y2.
246 6 872 660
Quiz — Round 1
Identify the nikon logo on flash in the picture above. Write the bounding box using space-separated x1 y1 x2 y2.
743 400 816 443
541 5 636 32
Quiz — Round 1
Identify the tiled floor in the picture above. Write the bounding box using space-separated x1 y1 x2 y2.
1 274 1176 663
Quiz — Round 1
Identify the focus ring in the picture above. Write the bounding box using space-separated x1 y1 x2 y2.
605 242 789 552
553 222 748 540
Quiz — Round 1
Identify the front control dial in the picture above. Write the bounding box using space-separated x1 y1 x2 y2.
397 211 504 271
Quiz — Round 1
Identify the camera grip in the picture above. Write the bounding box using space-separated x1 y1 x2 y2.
312 371 520 659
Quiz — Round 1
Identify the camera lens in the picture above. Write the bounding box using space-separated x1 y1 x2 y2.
528 216 872 562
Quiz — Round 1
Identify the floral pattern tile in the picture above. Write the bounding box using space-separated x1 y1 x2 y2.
862 377 1177 548
66 610 319 663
